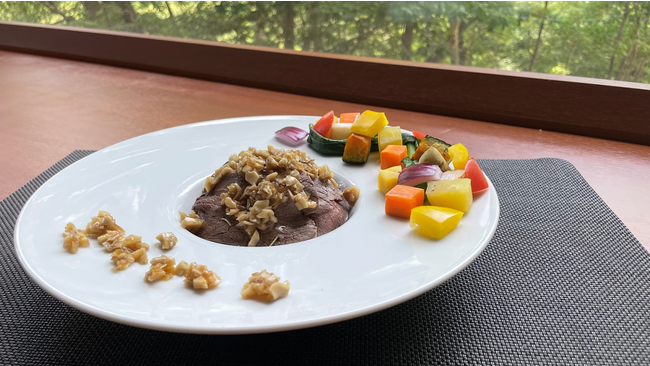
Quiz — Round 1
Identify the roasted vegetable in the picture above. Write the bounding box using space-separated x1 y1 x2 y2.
307 124 349 155
350 110 389 137
448 143 469 170
378 166 402 194
342 133 372 164
339 112 360 124
330 123 353 140
313 111 335 138
307 124 413 156
418 147 451 172
385 185 424 219
402 133 419 158
378 126 403 152
411 130 427 140
397 164 442 186
410 206 463 240
440 170 466 180
426 179 473 213
275 127 308 146
401 157 418 167
380 144 407 169
464 158 489 194
411 135 451 162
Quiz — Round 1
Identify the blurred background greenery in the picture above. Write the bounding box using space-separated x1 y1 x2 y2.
1 1 648 83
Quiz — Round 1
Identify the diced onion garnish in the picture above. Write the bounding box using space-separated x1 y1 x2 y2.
275 126 308 146
397 163 442 186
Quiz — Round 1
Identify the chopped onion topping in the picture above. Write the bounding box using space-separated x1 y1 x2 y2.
275 126 308 146
397 163 442 186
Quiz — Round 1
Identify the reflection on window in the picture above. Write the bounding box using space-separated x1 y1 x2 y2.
1 1 648 83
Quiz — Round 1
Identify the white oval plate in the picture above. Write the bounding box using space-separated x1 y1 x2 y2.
14 116 499 334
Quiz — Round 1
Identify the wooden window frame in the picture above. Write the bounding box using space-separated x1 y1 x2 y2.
1 21 649 145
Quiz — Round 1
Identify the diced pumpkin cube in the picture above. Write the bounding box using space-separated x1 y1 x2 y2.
342 133 372 164
378 126 403 152
410 206 464 240
330 123 353 140
380 144 407 169
339 112 360 123
385 185 424 219
350 110 389 137
378 166 402 194
448 143 469 170
426 178 473 213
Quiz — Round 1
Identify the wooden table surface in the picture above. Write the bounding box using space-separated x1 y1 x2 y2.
2 50 650 250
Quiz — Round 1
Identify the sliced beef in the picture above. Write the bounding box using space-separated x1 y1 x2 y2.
203 171 245 198
192 195 250 245
259 199 318 245
309 178 348 236
191 166 348 246
299 171 319 215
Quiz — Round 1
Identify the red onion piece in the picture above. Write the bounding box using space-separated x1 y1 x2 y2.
275 126 308 146
397 163 442 186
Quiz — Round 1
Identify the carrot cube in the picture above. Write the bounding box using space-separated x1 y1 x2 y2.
385 185 425 219
339 112 360 123
380 144 407 169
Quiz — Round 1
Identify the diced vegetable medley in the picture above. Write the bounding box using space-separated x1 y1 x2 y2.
275 110 490 240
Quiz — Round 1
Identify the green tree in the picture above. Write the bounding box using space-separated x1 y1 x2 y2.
0 1 648 83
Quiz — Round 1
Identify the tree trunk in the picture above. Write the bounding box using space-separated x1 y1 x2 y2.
567 45 576 69
458 21 470 65
401 23 414 61
608 1 631 79
254 17 267 45
305 3 322 52
82 2 101 21
634 3 650 81
529 1 548 72
313 18 323 52
423 25 443 63
114 1 137 24
42 1 75 23
617 2 647 81
281 2 295 50
632 55 650 82
302 4 313 51
451 18 461 65
165 2 174 18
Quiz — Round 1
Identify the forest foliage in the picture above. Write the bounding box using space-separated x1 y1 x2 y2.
1 1 648 83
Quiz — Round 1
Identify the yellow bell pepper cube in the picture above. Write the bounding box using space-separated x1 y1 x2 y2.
448 143 469 170
350 110 389 138
410 206 464 240
378 126 403 152
378 166 402 194
426 178 473 213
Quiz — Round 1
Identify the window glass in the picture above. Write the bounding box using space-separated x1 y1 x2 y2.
1 1 648 83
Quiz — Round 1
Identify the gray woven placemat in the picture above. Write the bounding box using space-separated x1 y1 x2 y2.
1 150 649 365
